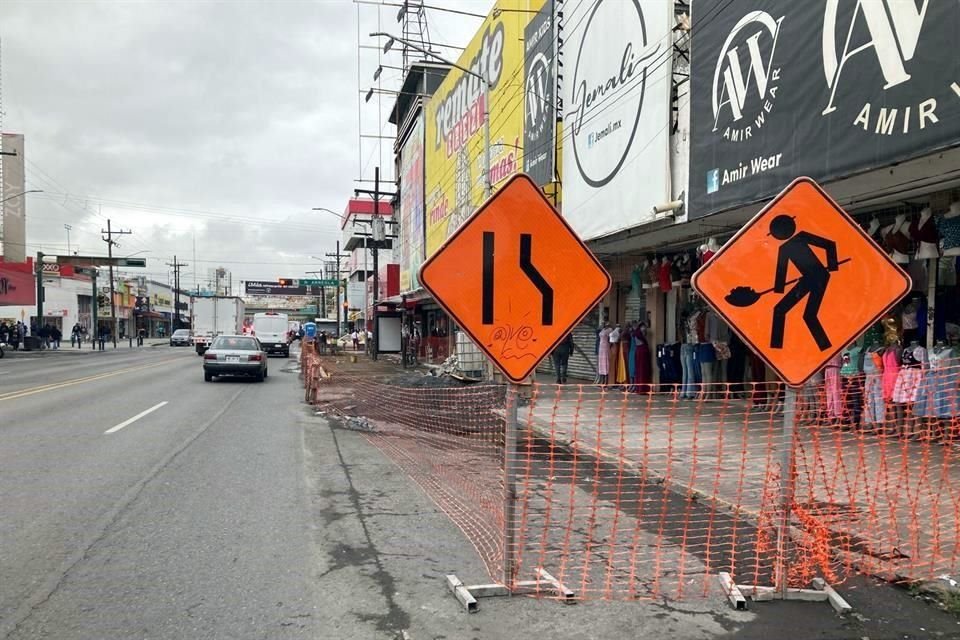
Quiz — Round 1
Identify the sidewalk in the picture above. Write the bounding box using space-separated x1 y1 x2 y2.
307 349 960 588
2 337 172 357
522 384 960 585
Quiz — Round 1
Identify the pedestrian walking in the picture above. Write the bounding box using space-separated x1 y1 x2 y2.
98 326 108 351
51 325 62 350
0 322 9 346
351 330 359 351
318 330 327 355
137 327 145 347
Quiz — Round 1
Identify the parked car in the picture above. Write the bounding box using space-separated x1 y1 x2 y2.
170 329 192 347
202 335 268 382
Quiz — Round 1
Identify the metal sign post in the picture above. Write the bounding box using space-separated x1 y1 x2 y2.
502 383 519 587
694 179 893 612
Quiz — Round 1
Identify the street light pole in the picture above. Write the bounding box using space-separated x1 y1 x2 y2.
370 31 491 198
0 189 42 205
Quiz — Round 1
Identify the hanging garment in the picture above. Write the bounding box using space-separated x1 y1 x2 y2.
919 348 959 418
681 343 696 399
597 327 611 376
616 330 630 384
892 346 926 404
863 352 885 425
824 356 843 419
842 375 864 428
631 266 643 297
658 261 672 292
615 340 628 384
881 347 901 402
628 333 638 382
936 215 960 254
727 333 747 395
634 330 652 393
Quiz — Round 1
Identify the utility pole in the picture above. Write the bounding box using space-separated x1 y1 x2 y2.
101 218 131 348
325 240 344 336
167 256 188 330
371 167 380 361
35 251 44 334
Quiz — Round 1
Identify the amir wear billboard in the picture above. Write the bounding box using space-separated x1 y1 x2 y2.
424 0 549 258
561 0 673 241
690 0 960 218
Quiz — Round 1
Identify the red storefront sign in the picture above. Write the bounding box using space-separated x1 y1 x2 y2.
0 262 36 305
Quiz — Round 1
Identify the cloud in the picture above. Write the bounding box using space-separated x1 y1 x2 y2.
1 0 488 289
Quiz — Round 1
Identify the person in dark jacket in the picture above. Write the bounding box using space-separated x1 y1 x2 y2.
551 332 575 384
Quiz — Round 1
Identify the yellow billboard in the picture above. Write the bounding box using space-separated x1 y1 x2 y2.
424 0 548 258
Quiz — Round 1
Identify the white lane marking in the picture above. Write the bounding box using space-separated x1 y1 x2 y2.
104 401 168 434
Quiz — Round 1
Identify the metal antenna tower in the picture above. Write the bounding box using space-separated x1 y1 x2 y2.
396 0 432 73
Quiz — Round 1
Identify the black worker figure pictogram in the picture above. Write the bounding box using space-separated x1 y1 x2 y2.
723 214 850 351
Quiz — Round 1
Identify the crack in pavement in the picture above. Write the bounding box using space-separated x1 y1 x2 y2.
327 424 412 636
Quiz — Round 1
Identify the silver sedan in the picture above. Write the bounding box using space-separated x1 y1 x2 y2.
202 335 268 382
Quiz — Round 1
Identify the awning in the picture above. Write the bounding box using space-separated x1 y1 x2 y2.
383 288 432 306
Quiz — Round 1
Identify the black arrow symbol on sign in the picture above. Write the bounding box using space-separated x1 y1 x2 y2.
481 232 554 326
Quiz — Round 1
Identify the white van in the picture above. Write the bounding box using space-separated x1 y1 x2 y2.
252 312 290 357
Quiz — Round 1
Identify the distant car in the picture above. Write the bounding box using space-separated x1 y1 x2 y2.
202 335 268 382
170 329 192 347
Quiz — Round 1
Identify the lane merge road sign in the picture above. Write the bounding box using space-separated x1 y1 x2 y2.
419 173 611 383
692 176 911 387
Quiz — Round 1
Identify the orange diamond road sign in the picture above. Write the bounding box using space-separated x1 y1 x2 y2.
419 174 611 383
692 177 911 387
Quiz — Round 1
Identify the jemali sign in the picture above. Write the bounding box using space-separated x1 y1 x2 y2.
690 0 960 218
562 0 672 241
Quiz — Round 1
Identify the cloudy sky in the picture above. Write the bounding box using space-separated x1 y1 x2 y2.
1 0 487 292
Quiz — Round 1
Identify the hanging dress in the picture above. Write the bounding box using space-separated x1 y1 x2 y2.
597 327 611 376
824 355 842 419
628 331 638 382
921 348 959 418
893 346 925 404
633 328 652 393
863 351 885 426
881 347 901 402
615 330 629 384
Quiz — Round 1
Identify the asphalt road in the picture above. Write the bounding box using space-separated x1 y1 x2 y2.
1 344 958 639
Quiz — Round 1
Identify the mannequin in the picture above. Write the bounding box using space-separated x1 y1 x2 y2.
893 343 926 438
912 207 940 259
902 298 920 344
884 214 911 264
700 238 719 264
867 216 882 245
679 310 700 400
676 252 693 283
671 254 684 286
938 202 960 257
597 323 612 384
646 258 659 290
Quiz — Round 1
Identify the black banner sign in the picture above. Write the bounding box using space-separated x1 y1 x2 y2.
523 1 556 187
244 280 307 296
690 0 960 219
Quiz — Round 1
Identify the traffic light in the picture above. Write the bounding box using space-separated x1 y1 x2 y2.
97 294 107 305
278 278 293 286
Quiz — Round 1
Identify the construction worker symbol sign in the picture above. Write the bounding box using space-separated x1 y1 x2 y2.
692 177 911 387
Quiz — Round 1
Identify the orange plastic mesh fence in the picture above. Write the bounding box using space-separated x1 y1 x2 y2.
301 348 960 600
